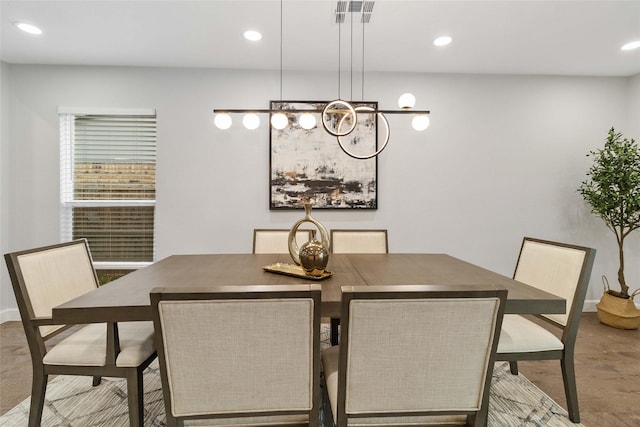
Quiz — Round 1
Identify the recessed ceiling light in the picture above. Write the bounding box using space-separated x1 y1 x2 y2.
433 36 452 47
621 40 640 51
244 30 262 41
14 21 43 35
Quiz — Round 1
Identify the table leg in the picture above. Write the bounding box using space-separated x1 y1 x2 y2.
330 318 340 346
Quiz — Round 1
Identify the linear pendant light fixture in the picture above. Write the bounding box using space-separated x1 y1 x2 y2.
213 0 431 159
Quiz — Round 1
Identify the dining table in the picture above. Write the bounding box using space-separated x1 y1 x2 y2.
52 253 565 324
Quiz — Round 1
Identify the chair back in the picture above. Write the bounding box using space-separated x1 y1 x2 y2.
514 237 595 328
335 285 506 426
253 228 312 254
4 239 99 339
151 284 322 425
330 229 388 254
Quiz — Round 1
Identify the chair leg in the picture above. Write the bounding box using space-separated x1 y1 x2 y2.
330 318 340 346
28 369 48 427
509 361 519 375
166 414 184 427
126 368 144 427
472 406 489 427
561 357 580 423
473 389 490 426
320 372 335 427
92 376 102 386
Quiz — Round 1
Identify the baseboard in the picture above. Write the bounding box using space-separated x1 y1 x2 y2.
0 308 20 323
583 300 598 312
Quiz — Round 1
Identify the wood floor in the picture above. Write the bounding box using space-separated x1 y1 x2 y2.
1 313 639 426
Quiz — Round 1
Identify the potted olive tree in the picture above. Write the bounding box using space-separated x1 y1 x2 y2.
579 127 640 329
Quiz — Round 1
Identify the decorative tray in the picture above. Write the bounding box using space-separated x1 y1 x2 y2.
263 263 333 281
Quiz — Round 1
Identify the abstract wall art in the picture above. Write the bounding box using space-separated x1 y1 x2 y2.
269 100 378 210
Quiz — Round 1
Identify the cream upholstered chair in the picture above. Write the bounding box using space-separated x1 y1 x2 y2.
322 285 507 427
4 239 156 427
151 284 322 427
253 228 312 254
496 237 596 423
329 229 388 254
328 229 388 345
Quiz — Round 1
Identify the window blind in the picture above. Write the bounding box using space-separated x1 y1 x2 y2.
60 112 156 264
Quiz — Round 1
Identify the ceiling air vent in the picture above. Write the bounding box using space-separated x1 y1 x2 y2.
361 1 374 23
348 1 363 12
335 1 374 24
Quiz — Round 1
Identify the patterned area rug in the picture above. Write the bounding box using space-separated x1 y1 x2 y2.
1 326 583 426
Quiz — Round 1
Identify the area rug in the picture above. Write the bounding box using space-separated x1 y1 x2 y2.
0 326 583 426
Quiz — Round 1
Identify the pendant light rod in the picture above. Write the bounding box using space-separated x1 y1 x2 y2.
279 0 283 100
361 10 365 101
338 5 341 99
350 8 354 102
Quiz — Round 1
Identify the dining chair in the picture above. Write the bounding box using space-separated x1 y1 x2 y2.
496 237 596 423
150 284 322 427
328 229 389 345
4 239 157 427
329 229 388 254
322 285 507 427
253 228 312 254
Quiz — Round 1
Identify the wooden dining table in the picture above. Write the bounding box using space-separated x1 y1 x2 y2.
52 253 565 324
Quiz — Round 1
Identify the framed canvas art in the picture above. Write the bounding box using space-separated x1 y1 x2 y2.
269 100 378 210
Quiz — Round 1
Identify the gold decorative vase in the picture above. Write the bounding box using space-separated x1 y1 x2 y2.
288 203 330 276
299 230 329 277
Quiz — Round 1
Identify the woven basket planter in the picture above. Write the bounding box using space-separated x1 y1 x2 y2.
596 280 640 330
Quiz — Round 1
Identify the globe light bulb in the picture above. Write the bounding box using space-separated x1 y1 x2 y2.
270 113 288 130
242 113 260 130
214 113 232 130
398 93 416 109
412 115 430 131
299 113 316 130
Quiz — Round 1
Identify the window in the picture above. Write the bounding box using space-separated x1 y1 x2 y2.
60 109 156 269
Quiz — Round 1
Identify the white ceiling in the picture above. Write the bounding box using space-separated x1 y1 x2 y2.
1 0 639 77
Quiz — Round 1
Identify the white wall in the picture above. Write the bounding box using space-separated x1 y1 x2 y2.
628 74 640 138
1 64 639 320
622 73 640 305
0 61 13 322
